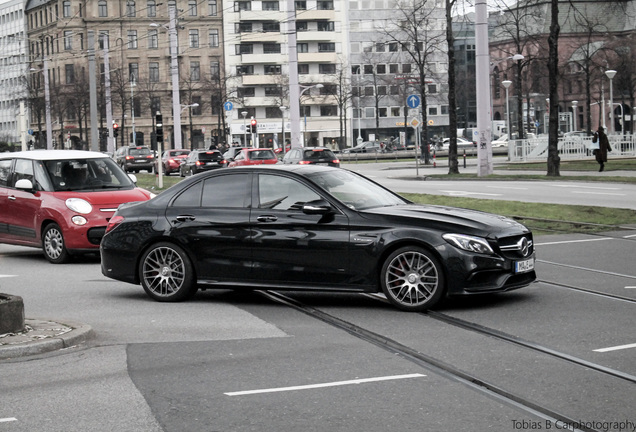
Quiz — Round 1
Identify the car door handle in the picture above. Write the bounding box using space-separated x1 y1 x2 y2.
8 195 16 201
175 215 196 222
256 215 278 222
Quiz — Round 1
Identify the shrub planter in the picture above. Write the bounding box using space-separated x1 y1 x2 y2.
0 294 25 334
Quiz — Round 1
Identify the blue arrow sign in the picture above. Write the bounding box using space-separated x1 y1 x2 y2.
407 95 421 109
224 101 233 111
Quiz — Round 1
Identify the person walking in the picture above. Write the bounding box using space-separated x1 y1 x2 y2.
593 126 611 172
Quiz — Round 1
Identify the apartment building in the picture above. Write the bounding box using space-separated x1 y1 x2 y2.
0 0 28 149
25 0 224 151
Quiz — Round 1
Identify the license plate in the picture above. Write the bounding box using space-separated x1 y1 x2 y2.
206 162 218 166
515 258 535 273
135 160 146 163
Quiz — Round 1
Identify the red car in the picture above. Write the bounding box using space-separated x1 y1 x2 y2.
228 148 279 167
0 150 154 263
161 149 191 175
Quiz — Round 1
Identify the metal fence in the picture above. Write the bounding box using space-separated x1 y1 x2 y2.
508 135 636 162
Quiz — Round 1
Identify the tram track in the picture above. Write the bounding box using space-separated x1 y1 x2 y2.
258 289 632 432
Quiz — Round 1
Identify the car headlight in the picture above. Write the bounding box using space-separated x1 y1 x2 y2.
443 233 494 255
66 198 93 214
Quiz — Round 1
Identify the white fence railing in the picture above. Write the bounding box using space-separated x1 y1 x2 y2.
508 135 636 162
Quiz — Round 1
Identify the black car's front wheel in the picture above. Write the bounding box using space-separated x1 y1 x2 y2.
380 246 445 311
139 242 196 302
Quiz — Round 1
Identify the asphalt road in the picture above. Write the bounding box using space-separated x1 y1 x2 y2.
1 174 635 432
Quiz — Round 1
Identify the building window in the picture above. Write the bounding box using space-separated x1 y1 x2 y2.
428 84 437 94
264 86 281 96
149 62 159 82
364 86 374 96
317 1 334 9
363 65 373 74
365 107 374 118
377 86 386 96
98 31 109 49
297 43 308 53
127 30 138 49
263 43 281 54
129 63 139 81
429 107 438 115
376 64 386 74
150 97 161 116
236 44 253 55
379 108 388 117
64 31 72 50
376 43 385 52
210 61 220 77
318 43 335 52
318 22 334 32
98 0 108 17
148 0 156 17
234 1 251 11
148 29 158 49
320 106 337 116
262 1 279 10
265 107 281 118
402 64 412 73
237 87 255 97
236 22 252 33
189 30 199 48
296 21 308 31
63 1 71 17
389 42 398 52
390 85 399 95
264 64 281 75
298 64 309 74
65 64 75 84
295 1 307 10
208 0 218 15
391 107 401 116
208 29 219 47
441 105 449 115
192 96 202 115
126 1 136 17
188 0 197 15
300 106 311 117
319 64 336 74
190 61 200 81
389 64 399 74
236 65 253 75
263 21 280 32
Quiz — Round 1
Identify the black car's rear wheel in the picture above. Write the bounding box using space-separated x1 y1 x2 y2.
139 242 196 302
42 222 70 264
380 246 445 311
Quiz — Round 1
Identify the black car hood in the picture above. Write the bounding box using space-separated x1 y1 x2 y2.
362 204 529 237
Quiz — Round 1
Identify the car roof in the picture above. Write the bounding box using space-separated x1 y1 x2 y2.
227 164 337 175
0 150 110 161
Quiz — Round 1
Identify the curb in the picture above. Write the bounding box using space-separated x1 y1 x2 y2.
0 319 94 360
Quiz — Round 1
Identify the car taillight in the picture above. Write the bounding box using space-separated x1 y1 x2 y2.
126 156 134 160
196 161 203 166
332 159 340 164
146 155 154 159
299 160 312 165
105 215 125 233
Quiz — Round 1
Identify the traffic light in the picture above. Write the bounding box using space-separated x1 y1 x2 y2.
250 118 257 133
245 124 252 134
113 123 119 138
155 112 163 143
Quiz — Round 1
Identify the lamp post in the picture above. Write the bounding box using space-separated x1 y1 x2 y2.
502 80 512 143
130 74 136 145
605 70 616 134
241 111 248 146
279 106 288 153
298 83 323 147
571 100 578 132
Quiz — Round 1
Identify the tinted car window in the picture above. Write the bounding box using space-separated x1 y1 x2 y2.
172 181 203 207
258 174 320 210
202 174 250 208
250 150 276 160
198 151 223 162
303 149 335 160
130 147 152 156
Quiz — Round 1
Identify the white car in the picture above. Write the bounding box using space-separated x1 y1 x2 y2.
437 137 475 151
491 134 509 147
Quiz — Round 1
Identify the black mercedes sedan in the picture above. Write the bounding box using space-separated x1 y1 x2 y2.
100 165 536 311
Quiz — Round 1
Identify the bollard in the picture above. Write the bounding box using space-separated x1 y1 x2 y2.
463 149 466 168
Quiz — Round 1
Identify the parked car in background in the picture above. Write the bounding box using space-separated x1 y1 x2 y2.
282 147 340 167
179 149 226 177
0 150 153 263
438 137 476 151
227 148 278 167
161 149 190 175
116 145 156 173
491 134 509 148
342 141 381 154
100 165 536 311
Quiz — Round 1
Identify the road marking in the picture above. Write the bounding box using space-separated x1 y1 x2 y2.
485 185 528 190
594 343 636 353
0 275 17 278
439 190 501 197
535 238 613 246
0 418 17 423
625 286 636 289
552 184 622 190
571 191 625 196
624 234 636 239
225 373 426 396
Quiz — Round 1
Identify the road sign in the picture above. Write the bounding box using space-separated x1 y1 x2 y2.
28 129 33 135
224 101 233 111
410 118 420 128
407 95 421 109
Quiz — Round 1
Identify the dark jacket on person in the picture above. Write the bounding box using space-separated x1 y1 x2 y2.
594 129 611 163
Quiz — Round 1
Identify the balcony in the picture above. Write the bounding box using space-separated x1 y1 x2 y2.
298 52 338 63
241 53 286 64
239 9 284 21
241 75 281 86
297 31 338 42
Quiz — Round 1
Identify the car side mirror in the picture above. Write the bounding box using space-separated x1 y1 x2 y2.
302 199 333 215
15 178 35 192
128 173 138 184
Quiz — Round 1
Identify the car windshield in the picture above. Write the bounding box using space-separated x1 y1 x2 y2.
170 151 190 157
45 157 135 192
250 150 276 160
307 169 407 210
303 149 335 160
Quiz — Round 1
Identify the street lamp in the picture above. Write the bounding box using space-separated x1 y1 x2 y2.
571 100 578 132
241 111 248 146
605 70 616 134
299 83 323 146
502 80 512 144
130 74 136 146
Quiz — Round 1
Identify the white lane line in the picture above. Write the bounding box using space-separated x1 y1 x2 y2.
485 185 528 190
225 373 426 396
535 238 613 246
439 190 502 197
625 286 636 289
0 418 17 423
594 343 636 353
571 191 625 196
552 184 622 190
624 234 636 239
0 275 18 278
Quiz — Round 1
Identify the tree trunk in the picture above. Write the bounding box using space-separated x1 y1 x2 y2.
546 0 561 177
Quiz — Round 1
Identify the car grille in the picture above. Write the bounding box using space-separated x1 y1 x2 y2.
87 227 107 245
497 234 534 259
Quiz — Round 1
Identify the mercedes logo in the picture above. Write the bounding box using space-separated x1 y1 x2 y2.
517 237 530 257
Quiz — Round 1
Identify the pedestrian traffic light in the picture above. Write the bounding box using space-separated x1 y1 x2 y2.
155 113 163 143
250 118 257 132
113 123 119 138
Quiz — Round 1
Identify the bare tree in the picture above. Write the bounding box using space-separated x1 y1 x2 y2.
446 0 459 173
546 0 560 176
325 61 355 150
